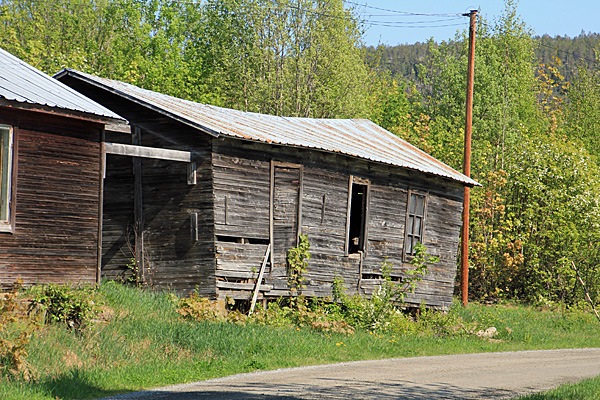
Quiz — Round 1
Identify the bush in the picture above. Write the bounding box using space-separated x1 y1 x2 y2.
0 281 35 381
28 284 99 332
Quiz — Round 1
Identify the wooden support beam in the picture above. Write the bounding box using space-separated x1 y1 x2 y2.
250 243 271 315
97 131 105 285
105 142 191 162
132 127 145 283
269 161 275 272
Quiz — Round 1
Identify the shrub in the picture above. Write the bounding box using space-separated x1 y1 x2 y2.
287 234 311 293
176 292 229 323
0 281 35 381
28 284 99 332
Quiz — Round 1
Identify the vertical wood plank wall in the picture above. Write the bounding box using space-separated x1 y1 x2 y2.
0 108 102 286
101 124 216 296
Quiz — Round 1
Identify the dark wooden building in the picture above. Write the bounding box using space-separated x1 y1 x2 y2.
0 49 122 287
56 69 478 309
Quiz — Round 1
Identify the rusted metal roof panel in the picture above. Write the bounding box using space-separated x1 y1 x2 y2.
57 69 478 186
0 48 121 120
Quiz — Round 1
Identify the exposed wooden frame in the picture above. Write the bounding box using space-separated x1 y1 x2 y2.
403 188 429 262
344 176 353 256
97 130 106 284
269 161 275 271
0 125 17 234
297 164 304 244
105 142 191 162
132 126 145 283
269 161 303 269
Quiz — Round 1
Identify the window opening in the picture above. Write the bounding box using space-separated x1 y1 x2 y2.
348 183 367 254
405 192 426 255
0 125 13 230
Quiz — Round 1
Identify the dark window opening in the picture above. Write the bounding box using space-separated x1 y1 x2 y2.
348 183 367 254
405 192 426 255
216 235 269 245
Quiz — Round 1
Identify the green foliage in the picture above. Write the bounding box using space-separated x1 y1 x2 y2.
286 234 311 294
199 0 372 118
332 245 437 332
2 283 600 399
565 61 600 160
28 285 99 332
517 374 600 400
0 282 34 381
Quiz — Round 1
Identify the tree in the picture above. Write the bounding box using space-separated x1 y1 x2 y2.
196 0 372 118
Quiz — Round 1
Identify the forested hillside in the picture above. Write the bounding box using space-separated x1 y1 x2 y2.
368 33 600 84
1 0 599 306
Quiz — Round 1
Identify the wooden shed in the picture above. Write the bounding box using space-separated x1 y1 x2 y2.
56 69 478 309
0 49 122 287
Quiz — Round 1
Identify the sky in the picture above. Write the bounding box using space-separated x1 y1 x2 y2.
356 1 600 46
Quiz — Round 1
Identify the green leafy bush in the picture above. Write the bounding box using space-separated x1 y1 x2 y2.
287 234 311 293
332 244 437 332
28 284 99 332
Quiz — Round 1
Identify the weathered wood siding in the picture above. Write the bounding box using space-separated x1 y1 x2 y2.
0 108 102 286
212 138 464 308
101 130 135 282
100 124 216 296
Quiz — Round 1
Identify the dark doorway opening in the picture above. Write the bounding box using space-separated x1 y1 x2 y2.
348 183 367 254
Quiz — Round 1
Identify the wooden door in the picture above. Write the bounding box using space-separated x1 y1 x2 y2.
270 163 302 281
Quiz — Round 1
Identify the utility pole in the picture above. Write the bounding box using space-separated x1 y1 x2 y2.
461 9 477 307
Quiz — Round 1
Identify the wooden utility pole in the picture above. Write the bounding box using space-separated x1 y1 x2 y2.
461 9 477 307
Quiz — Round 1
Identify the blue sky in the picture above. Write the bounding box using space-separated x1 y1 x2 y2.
356 1 600 46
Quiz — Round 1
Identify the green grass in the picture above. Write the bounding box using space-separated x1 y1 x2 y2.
1 282 599 400
517 375 600 399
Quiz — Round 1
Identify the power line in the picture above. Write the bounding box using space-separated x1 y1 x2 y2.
364 21 466 29
343 0 463 17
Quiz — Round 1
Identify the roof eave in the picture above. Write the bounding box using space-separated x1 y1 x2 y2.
54 69 221 138
0 98 120 124
226 135 480 187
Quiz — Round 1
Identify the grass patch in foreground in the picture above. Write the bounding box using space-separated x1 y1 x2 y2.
517 375 600 399
1 282 599 400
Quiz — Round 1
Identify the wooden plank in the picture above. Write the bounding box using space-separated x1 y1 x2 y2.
132 126 144 283
269 160 275 272
250 243 271 314
105 142 191 162
97 132 105 284
217 281 273 291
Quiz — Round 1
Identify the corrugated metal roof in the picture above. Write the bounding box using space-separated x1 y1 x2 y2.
57 69 478 186
0 48 122 120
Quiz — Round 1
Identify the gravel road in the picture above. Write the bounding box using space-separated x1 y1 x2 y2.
98 348 600 400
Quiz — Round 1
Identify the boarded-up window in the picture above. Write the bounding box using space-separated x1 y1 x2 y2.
404 191 426 256
270 162 303 277
0 125 13 231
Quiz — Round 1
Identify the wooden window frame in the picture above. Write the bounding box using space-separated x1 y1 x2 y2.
345 176 370 256
403 188 428 261
269 160 304 269
0 125 16 233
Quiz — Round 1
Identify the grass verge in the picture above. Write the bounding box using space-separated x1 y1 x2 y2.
517 375 600 399
1 282 599 400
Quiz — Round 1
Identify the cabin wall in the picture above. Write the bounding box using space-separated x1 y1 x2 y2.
100 123 216 296
0 107 102 286
212 138 464 308
100 131 135 282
